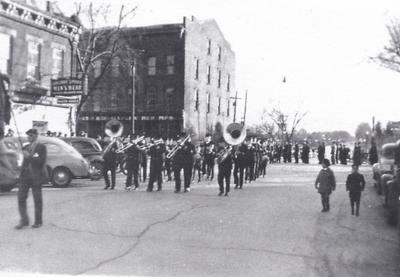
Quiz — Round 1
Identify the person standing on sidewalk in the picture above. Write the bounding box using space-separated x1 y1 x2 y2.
346 165 365 216
16 128 47 229
315 159 336 212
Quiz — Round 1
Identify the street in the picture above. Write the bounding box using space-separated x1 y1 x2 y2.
0 162 399 277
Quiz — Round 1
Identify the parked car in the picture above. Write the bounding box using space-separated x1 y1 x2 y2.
372 143 396 198
0 139 20 192
60 137 104 180
3 136 89 187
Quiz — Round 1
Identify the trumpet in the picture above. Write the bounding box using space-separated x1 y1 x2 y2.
166 135 190 159
116 136 145 154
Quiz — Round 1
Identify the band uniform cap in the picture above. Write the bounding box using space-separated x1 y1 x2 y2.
26 128 38 136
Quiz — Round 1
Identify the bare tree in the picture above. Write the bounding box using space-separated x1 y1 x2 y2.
252 108 276 139
266 107 307 143
75 2 137 114
375 21 400 72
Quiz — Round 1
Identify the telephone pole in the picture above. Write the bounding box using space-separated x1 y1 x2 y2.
243 90 248 126
230 90 241 123
131 60 136 134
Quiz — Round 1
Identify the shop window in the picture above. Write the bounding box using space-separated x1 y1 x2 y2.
0 33 12 74
27 40 41 80
52 47 64 78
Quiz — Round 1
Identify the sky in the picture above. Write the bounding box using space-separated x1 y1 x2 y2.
49 0 400 135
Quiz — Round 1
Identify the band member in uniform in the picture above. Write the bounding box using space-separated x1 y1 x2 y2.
192 145 203 183
125 134 141 190
172 133 195 193
203 135 216 180
234 142 247 189
216 139 233 196
16 128 47 229
102 137 118 190
317 141 326 164
164 140 173 181
147 138 166 192
140 143 148 182
245 140 255 182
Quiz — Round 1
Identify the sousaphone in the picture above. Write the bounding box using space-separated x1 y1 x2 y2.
223 122 247 146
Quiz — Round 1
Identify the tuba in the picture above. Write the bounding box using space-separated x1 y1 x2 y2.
223 122 247 146
216 122 247 164
102 119 124 156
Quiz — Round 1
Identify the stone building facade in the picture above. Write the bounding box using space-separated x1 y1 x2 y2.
79 16 235 141
0 0 80 135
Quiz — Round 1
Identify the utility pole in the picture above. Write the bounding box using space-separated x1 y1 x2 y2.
131 59 136 134
243 90 248 126
230 90 241 123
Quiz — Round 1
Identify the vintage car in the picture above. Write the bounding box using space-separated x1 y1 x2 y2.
60 137 104 180
3 136 89 187
372 143 396 199
0 138 19 192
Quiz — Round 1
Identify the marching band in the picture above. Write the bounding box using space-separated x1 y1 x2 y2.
100 119 303 195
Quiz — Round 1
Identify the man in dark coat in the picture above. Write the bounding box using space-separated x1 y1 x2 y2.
294 143 299 164
16 128 48 229
124 134 141 190
147 138 166 192
233 143 247 189
317 142 325 164
369 142 378 165
330 142 336 165
352 142 362 166
216 140 233 196
173 134 195 193
102 138 118 190
315 159 336 212
346 165 365 216
302 142 310 164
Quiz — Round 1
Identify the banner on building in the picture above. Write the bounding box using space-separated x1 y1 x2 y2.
51 78 83 96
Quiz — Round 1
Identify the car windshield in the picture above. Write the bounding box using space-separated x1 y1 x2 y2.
382 144 396 159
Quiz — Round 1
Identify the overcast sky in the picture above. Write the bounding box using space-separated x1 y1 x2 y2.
53 0 400 135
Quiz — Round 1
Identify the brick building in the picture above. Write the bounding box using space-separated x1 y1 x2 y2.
79 16 235 141
0 0 81 135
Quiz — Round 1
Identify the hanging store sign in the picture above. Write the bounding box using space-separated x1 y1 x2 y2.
57 96 80 104
51 78 83 96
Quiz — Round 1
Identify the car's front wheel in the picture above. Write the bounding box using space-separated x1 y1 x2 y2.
51 167 72 187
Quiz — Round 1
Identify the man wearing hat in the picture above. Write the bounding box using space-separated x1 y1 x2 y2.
15 128 48 229
315 158 336 212
147 137 166 192
172 133 195 193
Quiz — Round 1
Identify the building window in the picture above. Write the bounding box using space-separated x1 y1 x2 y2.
218 70 221 88
195 58 199 80
227 99 230 116
111 93 118 108
147 86 157 110
165 86 175 111
52 47 64 78
218 46 222 61
227 74 231 92
0 33 12 74
218 97 221 115
207 39 211 55
166 55 175 75
207 65 211 84
207 92 210 113
27 40 41 80
194 89 199 111
147 57 156 76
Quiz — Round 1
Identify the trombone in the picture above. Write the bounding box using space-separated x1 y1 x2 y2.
166 135 190 159
116 136 145 154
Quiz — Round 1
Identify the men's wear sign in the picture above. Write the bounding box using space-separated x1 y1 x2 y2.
51 78 83 96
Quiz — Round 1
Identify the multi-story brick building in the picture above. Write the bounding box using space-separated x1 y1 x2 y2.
0 0 81 134
79 16 235 141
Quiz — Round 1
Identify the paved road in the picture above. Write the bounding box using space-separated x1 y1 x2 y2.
0 163 399 276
